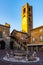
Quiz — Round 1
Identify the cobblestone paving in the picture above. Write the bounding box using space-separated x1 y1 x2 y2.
0 50 43 65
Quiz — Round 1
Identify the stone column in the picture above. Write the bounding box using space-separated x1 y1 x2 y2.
36 46 38 52
31 46 33 52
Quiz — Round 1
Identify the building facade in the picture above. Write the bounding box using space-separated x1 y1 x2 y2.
31 26 43 44
11 30 30 50
27 26 43 51
0 23 10 49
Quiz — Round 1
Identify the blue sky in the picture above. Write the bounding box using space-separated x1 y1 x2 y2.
0 0 43 32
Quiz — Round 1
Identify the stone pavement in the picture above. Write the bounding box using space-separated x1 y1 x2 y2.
0 50 43 65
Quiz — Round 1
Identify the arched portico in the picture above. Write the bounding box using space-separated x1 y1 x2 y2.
0 40 5 49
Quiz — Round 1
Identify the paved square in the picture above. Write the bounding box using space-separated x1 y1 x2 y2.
0 50 43 65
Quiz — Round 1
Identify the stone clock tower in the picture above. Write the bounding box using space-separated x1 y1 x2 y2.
22 3 33 33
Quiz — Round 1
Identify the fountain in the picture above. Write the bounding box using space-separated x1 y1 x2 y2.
3 51 40 63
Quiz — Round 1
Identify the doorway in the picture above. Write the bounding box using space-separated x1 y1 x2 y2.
0 40 5 49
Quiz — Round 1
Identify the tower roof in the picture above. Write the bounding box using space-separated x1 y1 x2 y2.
26 2 29 6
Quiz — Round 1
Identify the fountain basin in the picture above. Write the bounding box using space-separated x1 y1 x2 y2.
3 56 40 63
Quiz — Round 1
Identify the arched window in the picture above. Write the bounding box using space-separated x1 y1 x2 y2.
32 37 35 42
40 36 43 42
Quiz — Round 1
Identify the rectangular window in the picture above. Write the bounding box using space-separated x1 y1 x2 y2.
0 32 2 38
